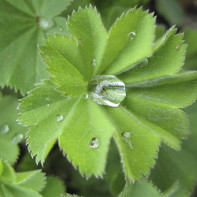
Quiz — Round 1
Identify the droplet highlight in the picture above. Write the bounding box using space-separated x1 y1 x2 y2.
92 59 97 67
0 124 9 135
84 94 89 99
89 137 100 149
88 75 126 107
56 115 63 122
39 18 54 30
128 32 136 39
12 133 24 144
122 132 133 149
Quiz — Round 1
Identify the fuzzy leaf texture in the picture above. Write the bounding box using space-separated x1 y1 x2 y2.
0 160 45 197
0 0 72 94
18 6 197 181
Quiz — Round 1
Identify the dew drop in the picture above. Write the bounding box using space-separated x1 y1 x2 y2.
12 133 24 144
0 124 9 135
39 18 54 30
56 115 63 122
84 94 89 99
92 59 97 67
88 75 126 107
89 137 100 149
122 132 133 149
128 32 136 39
66 97 71 100
46 104 50 107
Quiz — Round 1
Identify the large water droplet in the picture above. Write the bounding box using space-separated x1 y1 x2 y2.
88 75 126 107
56 115 63 122
92 59 97 67
0 124 9 135
89 137 100 149
84 94 89 99
128 32 136 39
122 132 133 149
39 18 54 30
12 133 24 144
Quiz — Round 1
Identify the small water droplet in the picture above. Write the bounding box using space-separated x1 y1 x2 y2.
128 32 136 39
122 132 133 149
12 133 24 144
88 75 126 107
46 104 50 107
89 137 100 149
0 124 9 135
39 18 54 30
84 94 89 99
56 115 63 122
66 97 71 100
92 59 97 67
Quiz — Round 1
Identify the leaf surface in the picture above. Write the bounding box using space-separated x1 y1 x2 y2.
0 0 71 94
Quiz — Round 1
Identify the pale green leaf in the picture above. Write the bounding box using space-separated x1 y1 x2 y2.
0 93 25 164
107 106 160 180
0 138 19 165
0 160 45 197
119 27 186 84
18 80 115 176
41 176 65 197
119 181 162 197
95 7 155 75
40 37 88 96
67 6 108 80
0 0 71 94
15 170 46 192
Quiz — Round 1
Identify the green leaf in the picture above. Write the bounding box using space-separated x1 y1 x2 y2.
107 106 160 180
0 138 19 165
95 0 150 30
183 28 197 70
150 102 197 196
40 36 88 96
41 176 65 197
0 0 71 94
18 7 197 182
119 181 162 197
0 93 25 164
94 7 155 75
119 27 186 84
15 170 46 192
18 80 115 176
155 0 184 26
0 160 45 197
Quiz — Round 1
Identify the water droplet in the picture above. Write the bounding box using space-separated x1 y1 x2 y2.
89 137 100 149
122 132 133 149
0 124 9 135
176 45 180 50
56 115 63 122
92 59 97 66
88 75 126 107
46 104 50 107
59 27 63 31
66 97 71 100
46 97 50 101
128 32 136 39
39 18 54 30
12 133 24 144
84 94 89 99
